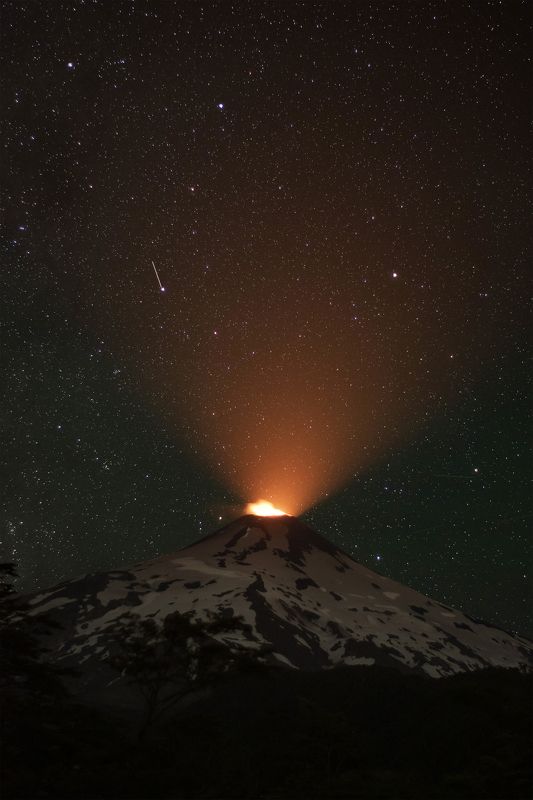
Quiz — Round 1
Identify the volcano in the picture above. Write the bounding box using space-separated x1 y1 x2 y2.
25 515 532 686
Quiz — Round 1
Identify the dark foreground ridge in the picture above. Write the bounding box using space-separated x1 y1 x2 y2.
3 663 532 800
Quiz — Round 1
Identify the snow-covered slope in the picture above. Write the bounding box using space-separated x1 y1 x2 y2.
25 515 532 679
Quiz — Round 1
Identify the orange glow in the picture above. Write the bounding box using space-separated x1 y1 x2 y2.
246 500 288 517
106 245 466 518
116 287 424 517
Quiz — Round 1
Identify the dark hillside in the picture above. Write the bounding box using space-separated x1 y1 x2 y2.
3 665 531 800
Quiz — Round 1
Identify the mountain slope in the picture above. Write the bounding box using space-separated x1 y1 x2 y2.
25 514 532 680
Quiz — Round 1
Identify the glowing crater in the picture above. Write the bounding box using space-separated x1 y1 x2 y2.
246 500 288 517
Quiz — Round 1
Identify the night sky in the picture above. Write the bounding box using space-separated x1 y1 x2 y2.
2 1 531 637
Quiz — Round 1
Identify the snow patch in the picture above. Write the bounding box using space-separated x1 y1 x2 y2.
168 557 246 580
30 596 75 614
345 656 375 666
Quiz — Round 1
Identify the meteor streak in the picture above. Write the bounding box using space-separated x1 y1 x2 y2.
151 260 165 292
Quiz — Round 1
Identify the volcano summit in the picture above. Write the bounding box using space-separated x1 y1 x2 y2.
25 514 532 683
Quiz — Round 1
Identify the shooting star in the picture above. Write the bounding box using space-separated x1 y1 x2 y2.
151 260 165 292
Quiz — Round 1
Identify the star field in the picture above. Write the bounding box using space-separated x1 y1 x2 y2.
1 0 531 636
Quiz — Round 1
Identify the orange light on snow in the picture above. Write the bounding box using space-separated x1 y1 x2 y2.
246 500 288 517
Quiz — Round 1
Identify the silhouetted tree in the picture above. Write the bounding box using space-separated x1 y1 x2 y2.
0 562 18 598
109 610 270 739
0 563 67 702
